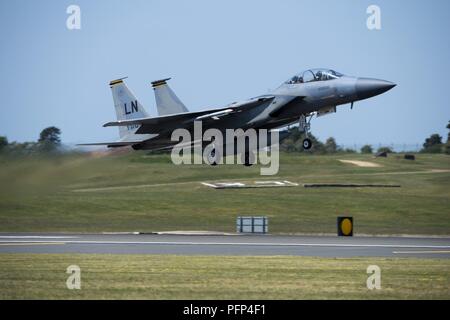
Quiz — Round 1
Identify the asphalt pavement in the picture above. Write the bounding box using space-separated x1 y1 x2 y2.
1 233 449 258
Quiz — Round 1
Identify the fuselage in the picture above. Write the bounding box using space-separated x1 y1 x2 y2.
256 73 396 131
136 68 395 150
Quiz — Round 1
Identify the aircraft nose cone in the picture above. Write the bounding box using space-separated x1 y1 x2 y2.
356 78 396 100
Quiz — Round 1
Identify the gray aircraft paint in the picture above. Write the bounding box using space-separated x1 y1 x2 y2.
80 69 395 153
152 78 189 116
110 79 150 139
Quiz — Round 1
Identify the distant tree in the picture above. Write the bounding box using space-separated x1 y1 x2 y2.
447 121 450 141
447 120 450 142
423 134 442 149
281 138 296 152
38 126 61 152
446 121 450 154
283 128 302 145
377 146 393 154
39 126 61 145
324 137 338 153
360 144 373 154
0 136 7 151
6 141 38 155
421 133 443 153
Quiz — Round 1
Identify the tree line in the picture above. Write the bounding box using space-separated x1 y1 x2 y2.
1 121 449 156
280 120 450 154
0 126 62 155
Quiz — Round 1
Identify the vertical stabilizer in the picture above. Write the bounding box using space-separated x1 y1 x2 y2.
110 77 149 138
151 78 189 116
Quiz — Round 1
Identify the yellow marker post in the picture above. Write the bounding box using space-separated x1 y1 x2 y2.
337 217 353 236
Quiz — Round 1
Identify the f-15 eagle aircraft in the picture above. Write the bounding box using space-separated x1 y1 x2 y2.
79 68 395 163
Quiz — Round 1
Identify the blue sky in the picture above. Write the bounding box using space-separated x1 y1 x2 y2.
0 0 449 148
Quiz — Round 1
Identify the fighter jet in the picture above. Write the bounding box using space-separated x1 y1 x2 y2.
79 68 395 164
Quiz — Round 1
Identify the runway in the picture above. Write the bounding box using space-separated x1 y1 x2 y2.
1 233 450 258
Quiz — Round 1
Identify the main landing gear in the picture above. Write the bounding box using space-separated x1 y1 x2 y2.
206 146 219 166
242 151 254 167
205 144 255 167
299 114 314 150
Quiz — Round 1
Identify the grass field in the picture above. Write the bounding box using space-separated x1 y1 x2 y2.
0 253 448 299
0 152 449 234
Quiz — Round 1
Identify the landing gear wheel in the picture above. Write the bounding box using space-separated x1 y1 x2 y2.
242 152 255 167
206 148 219 166
302 138 312 150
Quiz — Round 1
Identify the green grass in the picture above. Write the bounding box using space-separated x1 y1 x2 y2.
0 152 449 234
0 253 448 299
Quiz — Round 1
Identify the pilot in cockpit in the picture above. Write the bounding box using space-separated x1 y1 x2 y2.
315 70 323 81
289 75 303 84
285 69 343 85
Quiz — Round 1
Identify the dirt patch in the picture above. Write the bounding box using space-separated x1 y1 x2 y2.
339 160 382 167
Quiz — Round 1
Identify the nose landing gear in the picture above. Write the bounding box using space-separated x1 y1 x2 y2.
302 138 312 150
299 114 314 150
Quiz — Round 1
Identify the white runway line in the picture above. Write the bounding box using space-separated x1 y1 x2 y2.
201 182 219 188
393 250 450 254
0 242 65 246
0 236 79 239
0 240 449 249
102 232 141 235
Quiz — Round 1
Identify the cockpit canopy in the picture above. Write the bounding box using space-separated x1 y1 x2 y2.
286 68 343 84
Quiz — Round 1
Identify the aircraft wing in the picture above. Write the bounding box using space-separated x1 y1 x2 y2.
103 96 275 134
77 133 158 148
77 141 144 147
268 96 305 117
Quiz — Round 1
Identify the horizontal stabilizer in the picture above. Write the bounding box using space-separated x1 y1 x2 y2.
77 140 144 148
